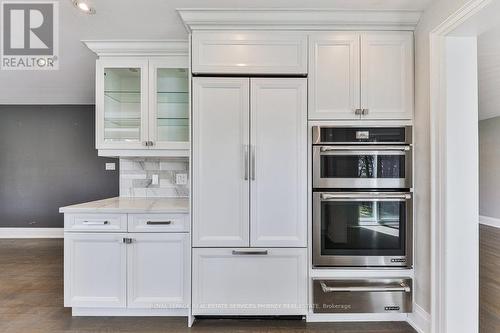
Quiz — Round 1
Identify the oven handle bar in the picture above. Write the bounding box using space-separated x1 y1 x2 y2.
320 282 411 293
319 145 410 152
321 193 411 200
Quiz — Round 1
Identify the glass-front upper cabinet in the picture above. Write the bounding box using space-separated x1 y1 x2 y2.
148 59 189 149
96 59 149 149
95 58 189 151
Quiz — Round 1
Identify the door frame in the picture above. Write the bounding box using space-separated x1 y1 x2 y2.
429 0 497 332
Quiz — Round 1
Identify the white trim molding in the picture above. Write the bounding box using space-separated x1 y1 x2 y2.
83 40 189 57
0 228 63 238
176 8 422 31
479 215 500 228
407 304 431 333
429 1 492 332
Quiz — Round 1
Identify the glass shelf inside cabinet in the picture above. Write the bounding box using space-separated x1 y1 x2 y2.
103 68 142 142
156 68 189 143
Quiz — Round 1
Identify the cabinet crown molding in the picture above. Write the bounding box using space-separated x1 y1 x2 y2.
82 40 188 57
177 8 422 31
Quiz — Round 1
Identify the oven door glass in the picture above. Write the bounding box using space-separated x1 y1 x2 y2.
313 192 412 266
313 146 411 189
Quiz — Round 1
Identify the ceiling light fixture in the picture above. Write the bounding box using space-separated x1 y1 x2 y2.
73 0 95 14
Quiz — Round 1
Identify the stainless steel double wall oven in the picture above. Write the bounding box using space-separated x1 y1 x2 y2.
312 126 413 267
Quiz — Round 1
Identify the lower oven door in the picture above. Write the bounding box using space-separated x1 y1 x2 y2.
313 192 412 267
313 278 413 313
312 145 412 189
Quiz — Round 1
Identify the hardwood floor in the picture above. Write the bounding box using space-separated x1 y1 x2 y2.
0 239 417 333
480 224 500 333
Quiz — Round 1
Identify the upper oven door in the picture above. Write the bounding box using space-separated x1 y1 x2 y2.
313 145 412 189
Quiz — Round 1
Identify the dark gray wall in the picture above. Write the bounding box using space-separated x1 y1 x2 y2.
0 105 119 228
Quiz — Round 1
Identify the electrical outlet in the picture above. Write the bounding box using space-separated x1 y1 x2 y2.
176 173 188 185
105 162 116 171
152 174 159 185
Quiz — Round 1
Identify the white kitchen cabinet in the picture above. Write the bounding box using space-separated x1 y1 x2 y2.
192 248 307 315
308 33 360 120
192 31 308 74
127 233 189 309
308 31 413 120
64 232 189 310
96 58 189 151
64 233 127 308
84 40 191 155
250 79 307 247
192 77 307 248
192 77 250 247
361 32 414 119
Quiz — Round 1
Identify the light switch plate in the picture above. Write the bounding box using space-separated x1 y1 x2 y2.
152 174 159 185
176 173 188 185
105 163 116 170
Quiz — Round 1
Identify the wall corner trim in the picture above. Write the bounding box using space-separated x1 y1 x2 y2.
479 215 500 228
0 228 63 238
407 304 431 333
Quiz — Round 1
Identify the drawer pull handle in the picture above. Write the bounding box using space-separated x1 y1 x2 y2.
320 282 411 293
146 221 172 225
83 221 110 225
232 250 268 255
122 238 134 244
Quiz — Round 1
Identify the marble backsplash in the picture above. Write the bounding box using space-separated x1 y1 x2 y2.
119 158 189 198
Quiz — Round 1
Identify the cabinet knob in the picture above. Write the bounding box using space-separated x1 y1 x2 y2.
354 108 362 115
362 108 369 115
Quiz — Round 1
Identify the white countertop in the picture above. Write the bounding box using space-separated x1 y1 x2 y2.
59 197 189 214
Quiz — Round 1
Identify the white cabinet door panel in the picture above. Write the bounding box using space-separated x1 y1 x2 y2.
192 31 308 74
96 58 149 150
127 233 189 309
127 213 189 233
192 248 307 315
309 33 360 120
361 32 414 119
192 77 250 247
148 58 190 150
64 213 127 232
64 233 127 308
250 78 307 247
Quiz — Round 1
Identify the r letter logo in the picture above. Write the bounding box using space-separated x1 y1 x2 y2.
1 1 59 70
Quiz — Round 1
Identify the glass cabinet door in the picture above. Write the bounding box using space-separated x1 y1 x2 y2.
96 59 148 149
149 60 189 150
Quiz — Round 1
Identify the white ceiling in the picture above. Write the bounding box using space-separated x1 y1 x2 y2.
478 24 500 120
0 0 433 104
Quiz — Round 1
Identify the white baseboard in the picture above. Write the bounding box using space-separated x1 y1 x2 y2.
407 304 431 333
479 215 500 228
0 228 63 238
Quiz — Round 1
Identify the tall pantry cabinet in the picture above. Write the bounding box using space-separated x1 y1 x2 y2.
192 77 308 315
